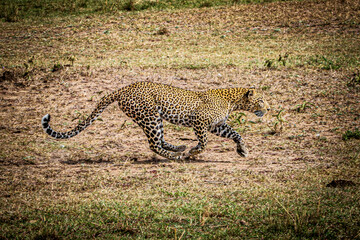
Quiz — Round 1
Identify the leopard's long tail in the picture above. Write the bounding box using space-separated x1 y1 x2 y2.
41 90 119 139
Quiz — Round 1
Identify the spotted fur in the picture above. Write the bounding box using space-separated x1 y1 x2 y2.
42 81 270 160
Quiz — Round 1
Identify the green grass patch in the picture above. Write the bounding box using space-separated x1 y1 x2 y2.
343 128 360 141
1 170 359 239
306 55 342 70
0 0 296 21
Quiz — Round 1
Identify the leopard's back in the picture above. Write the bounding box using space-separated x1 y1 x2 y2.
117 82 203 126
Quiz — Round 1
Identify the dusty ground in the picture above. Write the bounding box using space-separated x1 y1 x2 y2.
0 66 358 174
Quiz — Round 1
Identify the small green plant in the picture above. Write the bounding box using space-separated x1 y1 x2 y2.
278 53 289 66
72 110 84 122
51 63 64 72
67 55 76 66
320 56 341 70
264 53 289 69
232 112 247 125
229 112 248 133
268 109 286 134
307 55 341 70
264 59 275 69
23 56 35 78
342 128 360 141
119 120 128 130
295 101 315 113
261 85 271 91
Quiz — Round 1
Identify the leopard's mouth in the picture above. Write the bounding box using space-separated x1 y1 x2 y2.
254 110 265 117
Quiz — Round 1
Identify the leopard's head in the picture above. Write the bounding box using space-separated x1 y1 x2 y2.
240 87 270 117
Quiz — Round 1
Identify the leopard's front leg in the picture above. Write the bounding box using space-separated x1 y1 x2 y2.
210 123 248 157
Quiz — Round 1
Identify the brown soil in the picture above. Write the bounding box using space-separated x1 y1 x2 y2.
0 66 358 180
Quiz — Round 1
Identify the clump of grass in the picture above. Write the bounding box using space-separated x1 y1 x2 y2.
264 53 289 69
347 71 360 89
231 112 247 126
342 128 360 141
264 59 275 69
307 55 341 70
0 57 38 87
229 112 248 132
199 1 214 8
278 53 289 66
268 109 286 134
1 3 19 22
51 63 64 72
67 55 76 66
121 0 137 11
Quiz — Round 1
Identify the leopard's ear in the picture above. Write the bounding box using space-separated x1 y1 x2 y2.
245 88 256 98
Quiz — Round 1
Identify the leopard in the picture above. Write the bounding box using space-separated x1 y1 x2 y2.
41 81 270 160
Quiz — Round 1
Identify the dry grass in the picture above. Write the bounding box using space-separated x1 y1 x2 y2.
0 0 360 238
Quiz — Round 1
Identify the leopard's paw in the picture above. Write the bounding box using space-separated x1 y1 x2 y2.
236 142 248 157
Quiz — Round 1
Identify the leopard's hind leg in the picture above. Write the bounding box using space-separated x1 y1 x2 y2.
136 114 185 160
158 121 186 152
162 141 187 153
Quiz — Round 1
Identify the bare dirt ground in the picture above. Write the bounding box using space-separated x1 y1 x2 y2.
0 66 358 177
